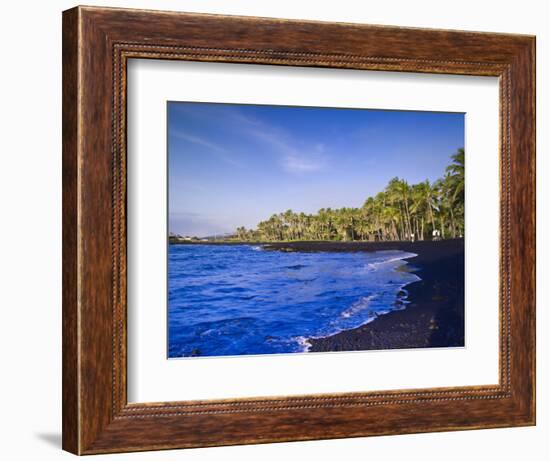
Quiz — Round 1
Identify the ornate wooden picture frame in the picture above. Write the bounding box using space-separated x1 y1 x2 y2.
62 5 535 455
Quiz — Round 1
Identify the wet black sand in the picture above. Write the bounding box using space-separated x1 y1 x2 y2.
263 239 465 352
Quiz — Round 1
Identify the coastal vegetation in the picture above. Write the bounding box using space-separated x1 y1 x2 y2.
236 149 464 242
170 148 464 243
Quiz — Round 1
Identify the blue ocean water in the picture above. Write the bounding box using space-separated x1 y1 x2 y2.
168 245 420 358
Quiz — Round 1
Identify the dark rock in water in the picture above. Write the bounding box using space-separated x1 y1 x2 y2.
286 264 306 270
189 348 202 357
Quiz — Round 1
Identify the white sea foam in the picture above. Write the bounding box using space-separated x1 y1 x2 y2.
364 251 418 271
295 250 422 349
295 336 313 352
340 294 380 318
171 245 423 357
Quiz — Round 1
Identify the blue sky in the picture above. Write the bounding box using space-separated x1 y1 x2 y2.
168 102 464 237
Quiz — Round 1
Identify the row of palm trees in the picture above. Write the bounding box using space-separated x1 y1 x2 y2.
234 148 465 242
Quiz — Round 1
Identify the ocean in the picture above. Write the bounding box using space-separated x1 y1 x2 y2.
168 244 420 358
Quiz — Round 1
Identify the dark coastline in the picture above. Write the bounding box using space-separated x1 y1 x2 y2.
264 239 465 352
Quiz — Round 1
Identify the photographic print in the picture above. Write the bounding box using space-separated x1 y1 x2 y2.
168 102 465 358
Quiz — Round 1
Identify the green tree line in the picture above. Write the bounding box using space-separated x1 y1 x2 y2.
235 148 464 242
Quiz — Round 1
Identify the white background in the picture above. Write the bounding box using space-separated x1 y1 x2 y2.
128 60 499 402
0 1 546 460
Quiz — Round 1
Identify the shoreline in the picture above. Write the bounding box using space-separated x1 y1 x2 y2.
262 239 465 352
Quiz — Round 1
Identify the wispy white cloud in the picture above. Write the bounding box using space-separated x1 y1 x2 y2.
229 111 327 174
283 155 324 173
172 130 226 152
170 104 328 174
170 130 243 168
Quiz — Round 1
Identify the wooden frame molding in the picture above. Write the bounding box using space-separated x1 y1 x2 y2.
62 5 535 455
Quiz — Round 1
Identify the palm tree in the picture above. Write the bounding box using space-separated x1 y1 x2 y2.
446 147 465 202
235 148 465 243
236 226 248 241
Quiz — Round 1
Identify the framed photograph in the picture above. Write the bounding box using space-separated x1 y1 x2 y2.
62 6 535 455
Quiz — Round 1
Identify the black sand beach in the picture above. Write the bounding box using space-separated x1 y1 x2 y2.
263 239 465 352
